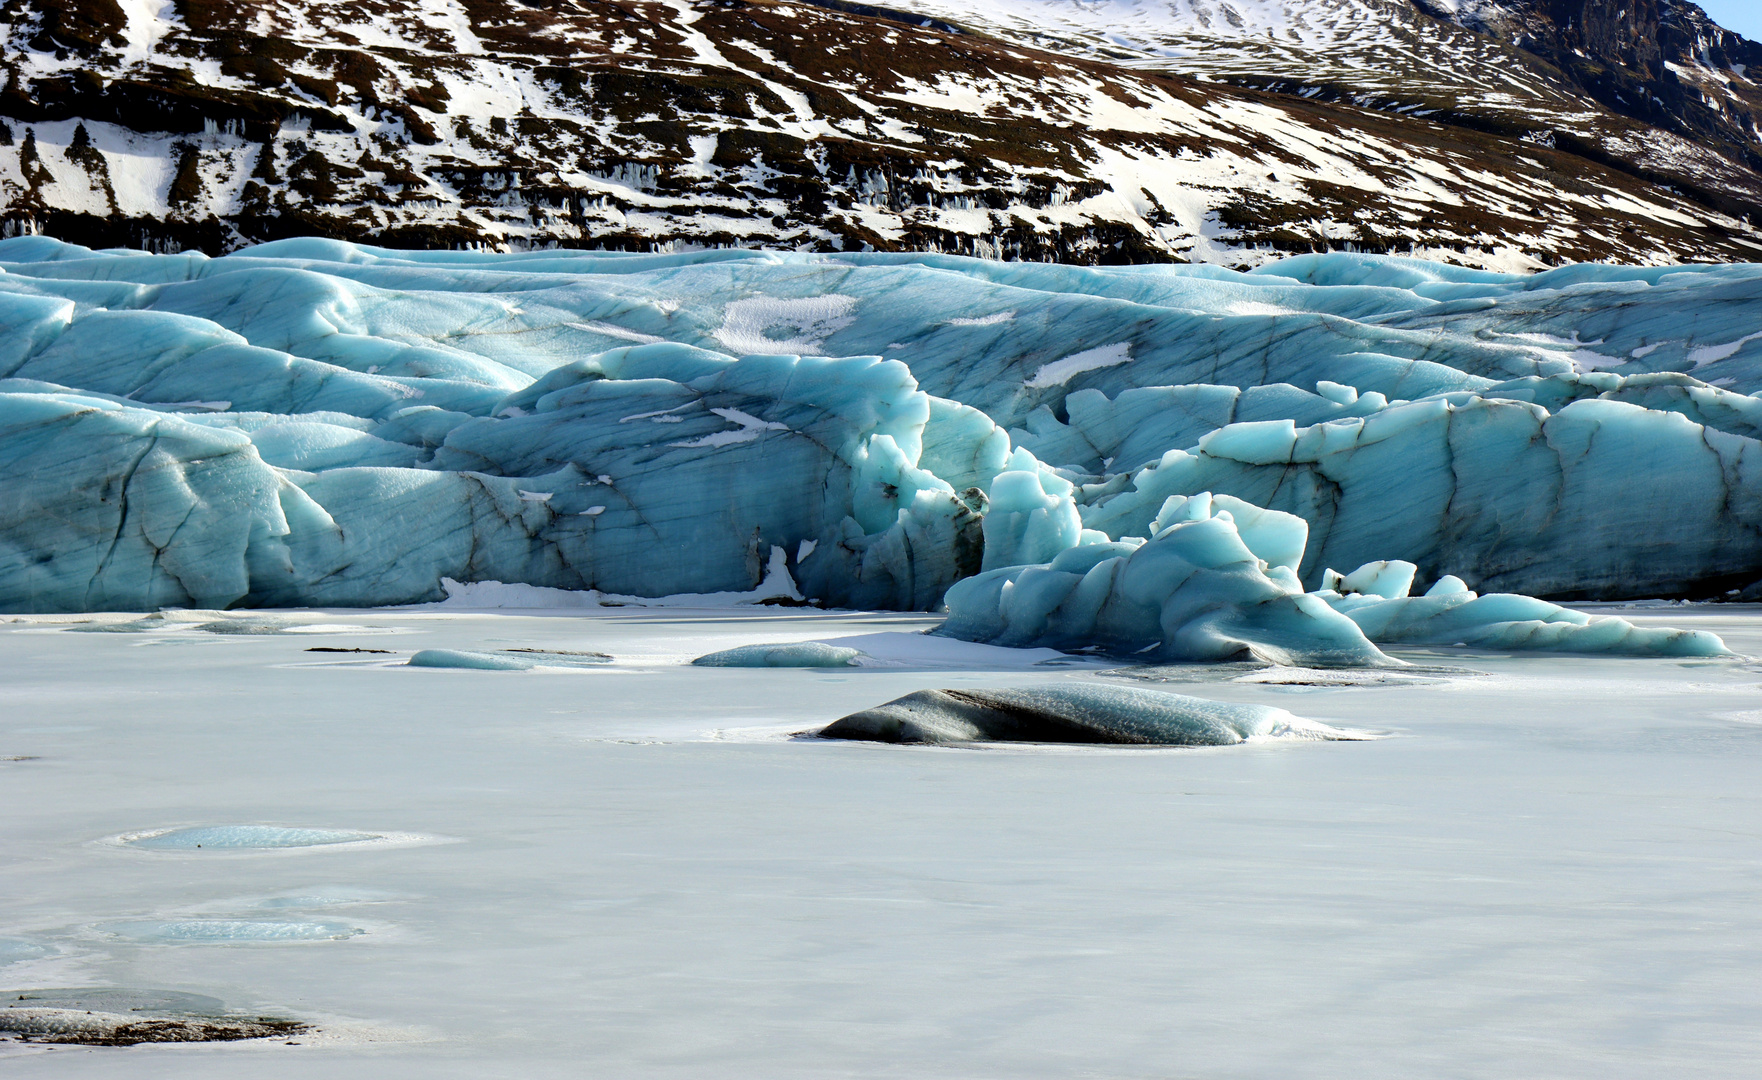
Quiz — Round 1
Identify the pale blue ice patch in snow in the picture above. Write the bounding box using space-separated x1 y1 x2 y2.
105 919 364 943
691 642 867 667
0 937 52 965
126 826 382 850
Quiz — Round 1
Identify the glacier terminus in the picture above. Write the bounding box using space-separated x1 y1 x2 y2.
0 236 1759 661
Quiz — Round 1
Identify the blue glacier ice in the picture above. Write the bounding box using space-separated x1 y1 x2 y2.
940 492 1391 666
0 237 1758 645
939 493 1731 662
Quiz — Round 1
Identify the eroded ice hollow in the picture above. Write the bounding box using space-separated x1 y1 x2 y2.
0 237 1756 658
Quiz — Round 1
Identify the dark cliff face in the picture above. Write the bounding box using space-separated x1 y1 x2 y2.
1419 0 1762 172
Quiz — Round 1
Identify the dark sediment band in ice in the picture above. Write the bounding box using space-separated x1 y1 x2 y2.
0 989 308 1046
818 683 1358 745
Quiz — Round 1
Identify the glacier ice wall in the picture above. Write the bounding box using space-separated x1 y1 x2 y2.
818 685 1356 745
2 237 1762 612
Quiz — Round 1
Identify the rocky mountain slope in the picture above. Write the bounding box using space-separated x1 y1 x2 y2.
904 1 1762 227
0 0 1759 266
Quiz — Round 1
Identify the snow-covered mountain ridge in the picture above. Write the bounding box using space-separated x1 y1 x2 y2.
0 0 1759 266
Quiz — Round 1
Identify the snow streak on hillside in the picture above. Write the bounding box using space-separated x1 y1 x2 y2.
0 0 1758 265
901 0 1762 209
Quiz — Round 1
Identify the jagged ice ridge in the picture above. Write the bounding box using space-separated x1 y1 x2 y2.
0 236 1758 661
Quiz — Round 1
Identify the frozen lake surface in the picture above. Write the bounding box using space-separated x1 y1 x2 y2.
3 604 1761 1077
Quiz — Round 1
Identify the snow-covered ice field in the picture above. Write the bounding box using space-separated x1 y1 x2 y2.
3 604 1761 1077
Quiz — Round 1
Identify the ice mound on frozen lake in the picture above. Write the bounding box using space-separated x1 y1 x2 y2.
818 684 1357 745
406 648 613 670
940 494 1730 662
691 642 867 667
407 648 539 671
2 238 1762 612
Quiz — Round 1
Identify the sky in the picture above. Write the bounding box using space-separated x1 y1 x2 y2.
1696 0 1762 43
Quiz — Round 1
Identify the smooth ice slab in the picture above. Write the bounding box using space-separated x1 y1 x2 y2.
818 684 1360 745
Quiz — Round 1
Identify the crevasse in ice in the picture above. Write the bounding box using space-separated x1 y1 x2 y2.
1 237 1758 630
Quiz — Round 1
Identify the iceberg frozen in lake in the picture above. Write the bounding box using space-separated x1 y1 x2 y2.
691 642 867 667
818 683 1357 745
1 236 1760 627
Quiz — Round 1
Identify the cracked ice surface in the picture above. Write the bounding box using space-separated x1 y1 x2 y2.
3 237 1762 615
4 606 1762 1075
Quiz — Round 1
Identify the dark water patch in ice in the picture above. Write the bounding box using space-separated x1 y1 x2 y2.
0 988 308 1046
124 826 382 851
816 684 1361 746
692 642 865 667
305 647 394 654
104 919 364 943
